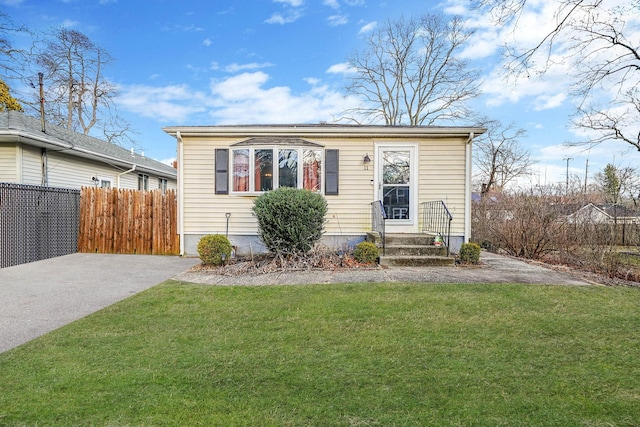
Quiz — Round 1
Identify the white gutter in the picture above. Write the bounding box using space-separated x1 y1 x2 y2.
464 132 474 244
162 125 488 139
116 164 136 188
177 131 185 257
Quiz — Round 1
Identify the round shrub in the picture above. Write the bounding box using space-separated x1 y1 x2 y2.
197 234 233 266
252 187 328 256
353 241 379 264
458 242 481 264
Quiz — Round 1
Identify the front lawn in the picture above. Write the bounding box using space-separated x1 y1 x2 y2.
1 282 639 426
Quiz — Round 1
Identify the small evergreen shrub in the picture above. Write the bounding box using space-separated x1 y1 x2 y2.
459 242 481 264
252 187 328 256
353 241 379 264
197 234 233 266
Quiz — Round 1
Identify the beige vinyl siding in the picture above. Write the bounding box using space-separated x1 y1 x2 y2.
0 142 17 182
180 133 471 238
182 137 378 236
322 138 375 235
418 138 467 235
20 145 43 185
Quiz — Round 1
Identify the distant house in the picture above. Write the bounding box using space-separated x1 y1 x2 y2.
566 203 640 224
163 123 485 256
0 111 176 191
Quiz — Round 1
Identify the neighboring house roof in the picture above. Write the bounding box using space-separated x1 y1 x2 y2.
566 203 640 223
0 110 176 178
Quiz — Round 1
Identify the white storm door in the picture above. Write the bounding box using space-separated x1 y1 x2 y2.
376 145 418 230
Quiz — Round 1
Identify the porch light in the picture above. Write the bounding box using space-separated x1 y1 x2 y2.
363 153 371 170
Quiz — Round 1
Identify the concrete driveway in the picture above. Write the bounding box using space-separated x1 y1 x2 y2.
0 253 200 354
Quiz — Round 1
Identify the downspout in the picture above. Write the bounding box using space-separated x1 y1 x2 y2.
41 148 48 186
177 131 185 257
464 132 474 244
116 164 136 188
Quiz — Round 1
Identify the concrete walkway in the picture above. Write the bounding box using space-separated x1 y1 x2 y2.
175 251 594 287
0 253 200 353
1 251 594 354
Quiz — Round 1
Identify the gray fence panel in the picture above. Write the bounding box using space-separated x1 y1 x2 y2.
0 183 80 268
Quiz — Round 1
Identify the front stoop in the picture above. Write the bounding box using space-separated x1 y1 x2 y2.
367 232 455 267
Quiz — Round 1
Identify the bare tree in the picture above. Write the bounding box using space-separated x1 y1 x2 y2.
473 118 531 194
474 0 640 151
0 11 31 92
343 14 481 125
34 27 134 146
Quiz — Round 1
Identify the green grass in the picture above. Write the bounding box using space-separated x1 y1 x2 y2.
1 282 639 426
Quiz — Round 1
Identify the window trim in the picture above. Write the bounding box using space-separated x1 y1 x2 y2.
230 146 323 195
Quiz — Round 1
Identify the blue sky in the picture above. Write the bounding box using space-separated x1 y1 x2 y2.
3 0 638 188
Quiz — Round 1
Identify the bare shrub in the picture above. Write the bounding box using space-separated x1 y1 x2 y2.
472 189 568 259
472 187 631 279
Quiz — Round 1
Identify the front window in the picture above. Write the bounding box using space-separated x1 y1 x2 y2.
233 149 250 192
254 149 273 192
231 147 322 194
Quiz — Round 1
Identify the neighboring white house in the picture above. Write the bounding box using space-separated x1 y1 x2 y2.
163 123 485 257
0 111 177 191
566 203 640 224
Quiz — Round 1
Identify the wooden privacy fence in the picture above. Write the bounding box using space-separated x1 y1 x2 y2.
78 187 179 255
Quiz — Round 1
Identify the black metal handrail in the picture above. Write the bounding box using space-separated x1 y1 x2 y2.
371 200 387 256
421 200 453 256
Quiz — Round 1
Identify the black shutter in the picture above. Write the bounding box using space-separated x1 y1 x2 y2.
325 149 339 195
215 149 229 194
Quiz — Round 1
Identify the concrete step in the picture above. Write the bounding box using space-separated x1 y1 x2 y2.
385 233 436 246
383 244 448 257
379 255 455 267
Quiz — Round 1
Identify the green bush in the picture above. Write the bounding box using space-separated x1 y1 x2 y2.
353 241 379 264
459 242 481 264
197 234 233 266
252 187 328 256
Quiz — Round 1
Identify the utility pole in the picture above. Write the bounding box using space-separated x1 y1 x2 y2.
584 158 589 195
563 157 572 195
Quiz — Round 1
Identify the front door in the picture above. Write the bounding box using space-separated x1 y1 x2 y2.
376 145 418 232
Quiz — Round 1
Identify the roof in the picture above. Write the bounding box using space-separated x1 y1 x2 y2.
163 123 487 140
0 111 176 178
566 203 640 220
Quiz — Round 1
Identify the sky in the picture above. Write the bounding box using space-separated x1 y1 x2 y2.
2 0 639 189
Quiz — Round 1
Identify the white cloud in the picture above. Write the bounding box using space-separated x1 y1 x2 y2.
265 10 303 24
481 62 572 111
533 93 567 111
274 0 304 6
208 71 360 124
117 84 209 122
326 62 357 75
202 38 212 46
327 14 348 26
119 72 361 127
61 19 79 28
224 62 274 73
358 21 377 34
323 0 340 9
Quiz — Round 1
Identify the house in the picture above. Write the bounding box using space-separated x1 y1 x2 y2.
0 111 177 191
162 124 486 257
566 203 640 224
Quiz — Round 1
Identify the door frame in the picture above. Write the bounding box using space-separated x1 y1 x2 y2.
374 143 419 233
